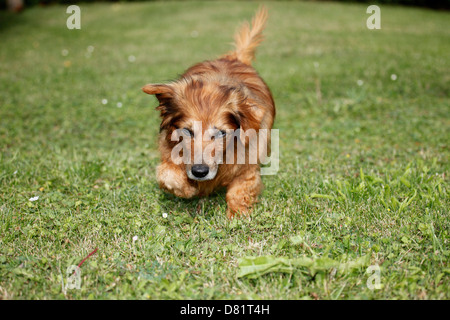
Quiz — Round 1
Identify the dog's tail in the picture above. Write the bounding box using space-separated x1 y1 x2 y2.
226 6 268 65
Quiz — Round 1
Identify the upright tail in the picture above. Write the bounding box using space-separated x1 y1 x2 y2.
227 6 268 65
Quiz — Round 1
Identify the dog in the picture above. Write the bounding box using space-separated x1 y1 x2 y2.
143 7 275 218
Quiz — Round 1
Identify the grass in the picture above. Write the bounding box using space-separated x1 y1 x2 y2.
0 1 449 300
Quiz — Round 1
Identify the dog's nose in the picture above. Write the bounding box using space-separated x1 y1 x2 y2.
191 164 209 178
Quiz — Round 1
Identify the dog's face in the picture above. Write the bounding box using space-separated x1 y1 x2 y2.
143 77 260 181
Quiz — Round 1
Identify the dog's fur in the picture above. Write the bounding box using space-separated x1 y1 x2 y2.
143 7 275 218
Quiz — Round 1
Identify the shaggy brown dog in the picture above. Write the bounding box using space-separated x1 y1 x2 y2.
143 7 275 218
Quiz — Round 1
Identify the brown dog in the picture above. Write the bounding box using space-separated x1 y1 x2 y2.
143 7 275 218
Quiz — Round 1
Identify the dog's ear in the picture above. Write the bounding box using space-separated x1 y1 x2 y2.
143 83 180 132
235 102 261 146
142 83 177 114
227 88 264 146
230 97 271 161
142 83 173 103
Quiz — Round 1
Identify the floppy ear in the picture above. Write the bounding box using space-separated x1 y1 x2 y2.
142 83 177 114
143 83 180 133
221 86 259 146
238 103 261 146
142 83 173 103
231 98 272 163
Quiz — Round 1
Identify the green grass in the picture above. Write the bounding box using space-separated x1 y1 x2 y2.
0 1 449 300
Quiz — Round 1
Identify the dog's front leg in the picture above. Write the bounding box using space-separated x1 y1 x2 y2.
225 166 262 219
157 161 198 198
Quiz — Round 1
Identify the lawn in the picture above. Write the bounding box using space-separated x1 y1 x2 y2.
0 1 449 300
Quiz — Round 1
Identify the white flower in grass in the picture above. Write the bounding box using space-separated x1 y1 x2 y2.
132 236 138 243
357 79 364 86
13 170 18 175
117 102 123 108
162 212 168 219
61 49 69 57
29 196 39 202
390 74 398 81
87 45 95 53
101 99 108 105
190 30 199 38
313 61 320 69
128 55 136 63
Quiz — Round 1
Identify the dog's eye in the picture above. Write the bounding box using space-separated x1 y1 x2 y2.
214 130 227 139
181 128 193 137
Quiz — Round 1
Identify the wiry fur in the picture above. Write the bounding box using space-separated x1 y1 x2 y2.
142 7 275 218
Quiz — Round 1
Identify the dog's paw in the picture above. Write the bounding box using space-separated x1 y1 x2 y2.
157 164 198 198
226 206 251 220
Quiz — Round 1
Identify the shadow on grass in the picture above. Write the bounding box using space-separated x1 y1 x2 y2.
158 187 227 219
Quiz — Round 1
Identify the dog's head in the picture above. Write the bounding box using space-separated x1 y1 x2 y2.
143 76 265 181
